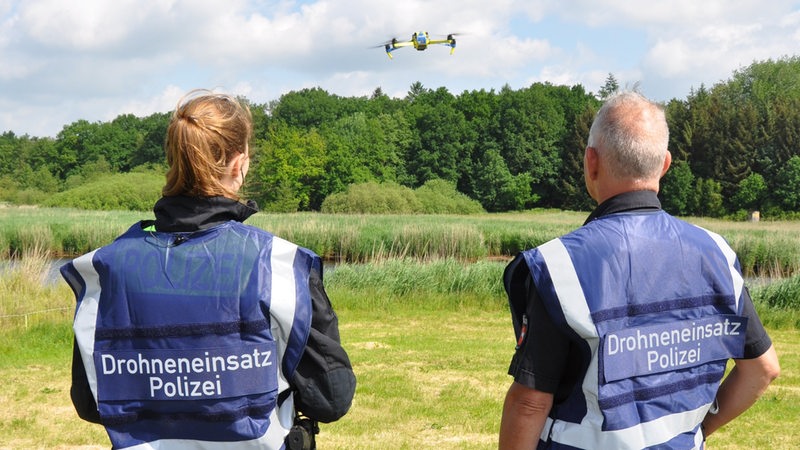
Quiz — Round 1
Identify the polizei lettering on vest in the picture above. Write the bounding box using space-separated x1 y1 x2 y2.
646 343 701 371
149 374 223 398
94 343 277 402
601 315 748 382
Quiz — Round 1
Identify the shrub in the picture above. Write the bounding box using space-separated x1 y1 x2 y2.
321 182 422 214
44 172 162 211
321 180 485 215
414 179 485 214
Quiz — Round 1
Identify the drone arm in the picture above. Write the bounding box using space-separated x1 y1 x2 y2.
428 38 456 55
392 41 415 48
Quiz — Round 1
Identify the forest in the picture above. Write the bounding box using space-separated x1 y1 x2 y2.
3 56 800 218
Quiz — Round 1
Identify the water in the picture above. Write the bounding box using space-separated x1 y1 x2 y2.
0 258 71 285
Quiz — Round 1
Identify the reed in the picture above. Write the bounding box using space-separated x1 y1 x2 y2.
4 206 800 278
325 259 507 310
0 244 73 328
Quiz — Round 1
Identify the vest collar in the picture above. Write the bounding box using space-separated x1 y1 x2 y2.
584 190 661 225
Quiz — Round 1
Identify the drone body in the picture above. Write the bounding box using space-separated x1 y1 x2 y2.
382 31 457 59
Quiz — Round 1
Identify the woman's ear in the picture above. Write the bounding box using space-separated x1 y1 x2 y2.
228 151 246 177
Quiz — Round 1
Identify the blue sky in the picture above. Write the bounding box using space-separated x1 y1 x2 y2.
2 0 800 137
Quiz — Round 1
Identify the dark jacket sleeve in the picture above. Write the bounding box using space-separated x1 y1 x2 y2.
291 267 356 423
71 338 101 424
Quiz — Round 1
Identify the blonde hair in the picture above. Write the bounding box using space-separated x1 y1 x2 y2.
162 89 253 199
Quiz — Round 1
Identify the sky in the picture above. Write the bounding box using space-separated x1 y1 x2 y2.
2 0 800 137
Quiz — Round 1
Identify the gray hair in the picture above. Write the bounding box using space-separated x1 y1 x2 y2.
587 91 669 180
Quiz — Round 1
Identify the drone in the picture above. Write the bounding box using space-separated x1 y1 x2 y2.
378 31 457 59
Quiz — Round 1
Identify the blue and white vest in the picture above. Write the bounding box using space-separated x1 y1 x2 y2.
61 221 315 449
522 211 748 450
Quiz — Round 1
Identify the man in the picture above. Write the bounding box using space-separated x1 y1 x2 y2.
499 91 780 449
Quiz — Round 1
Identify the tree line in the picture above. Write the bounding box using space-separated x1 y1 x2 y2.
3 56 800 218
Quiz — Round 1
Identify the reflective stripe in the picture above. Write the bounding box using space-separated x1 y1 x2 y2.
550 403 708 449
72 250 101 404
538 239 604 442
700 227 744 310
538 239 596 339
269 236 299 396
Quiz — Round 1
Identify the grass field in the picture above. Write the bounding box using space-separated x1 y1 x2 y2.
0 302 797 449
1 208 799 448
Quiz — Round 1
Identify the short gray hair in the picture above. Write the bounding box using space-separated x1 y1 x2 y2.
587 91 669 180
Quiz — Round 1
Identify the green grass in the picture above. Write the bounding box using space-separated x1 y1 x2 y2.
0 297 796 449
1 257 799 449
1 210 799 448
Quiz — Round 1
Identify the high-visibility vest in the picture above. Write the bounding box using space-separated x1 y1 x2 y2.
521 211 747 449
62 221 314 449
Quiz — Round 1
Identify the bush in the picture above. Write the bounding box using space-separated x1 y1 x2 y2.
321 180 485 215
44 172 162 211
321 182 422 214
414 179 485 214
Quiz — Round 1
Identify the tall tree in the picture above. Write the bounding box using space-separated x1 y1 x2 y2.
403 87 466 186
249 122 327 212
598 73 620 99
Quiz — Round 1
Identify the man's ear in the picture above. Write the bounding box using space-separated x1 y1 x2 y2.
584 146 599 182
660 150 672 178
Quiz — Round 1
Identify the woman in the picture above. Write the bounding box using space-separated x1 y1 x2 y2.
62 90 355 449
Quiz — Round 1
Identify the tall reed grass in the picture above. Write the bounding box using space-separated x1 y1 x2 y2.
325 258 507 310
0 207 141 258
3 206 800 278
0 243 73 328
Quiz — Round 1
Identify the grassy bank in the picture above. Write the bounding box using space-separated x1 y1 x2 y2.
4 206 800 277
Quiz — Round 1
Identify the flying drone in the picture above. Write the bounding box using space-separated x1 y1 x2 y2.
378 31 457 59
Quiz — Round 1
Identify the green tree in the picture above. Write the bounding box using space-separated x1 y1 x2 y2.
128 112 170 168
773 155 800 212
453 88 499 204
558 103 596 211
270 87 365 129
470 148 534 212
732 172 767 212
249 122 326 212
404 87 466 186
660 159 695 216
495 84 564 207
598 73 620 100
693 178 725 217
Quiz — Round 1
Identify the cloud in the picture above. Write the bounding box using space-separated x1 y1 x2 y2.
1 0 799 136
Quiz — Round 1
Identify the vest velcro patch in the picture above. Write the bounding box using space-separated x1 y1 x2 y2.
601 315 747 382
94 341 278 401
